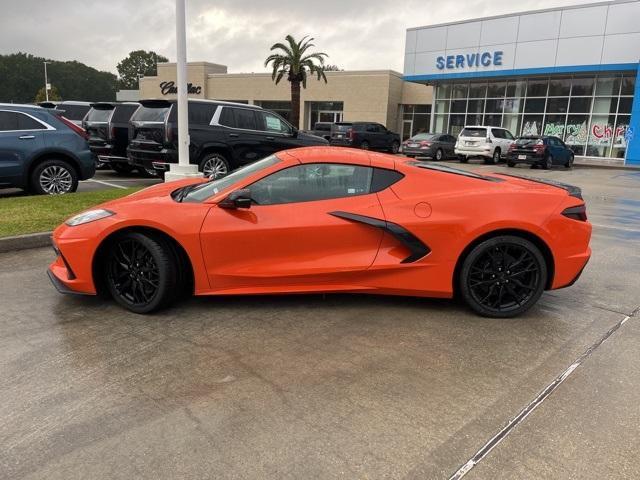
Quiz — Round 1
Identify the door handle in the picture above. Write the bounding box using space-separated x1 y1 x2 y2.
229 133 239 138
266 136 275 141
19 135 35 140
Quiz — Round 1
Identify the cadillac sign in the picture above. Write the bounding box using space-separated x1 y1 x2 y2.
159 81 202 95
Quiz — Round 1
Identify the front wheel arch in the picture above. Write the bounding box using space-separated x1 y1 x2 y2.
92 226 194 299
452 228 555 297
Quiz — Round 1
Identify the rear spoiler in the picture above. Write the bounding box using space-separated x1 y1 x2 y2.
496 173 583 200
139 99 172 108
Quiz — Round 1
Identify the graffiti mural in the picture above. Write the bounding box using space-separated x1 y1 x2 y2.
543 122 565 137
590 123 629 147
522 121 540 136
565 121 588 145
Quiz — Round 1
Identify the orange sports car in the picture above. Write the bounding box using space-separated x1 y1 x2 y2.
49 147 591 317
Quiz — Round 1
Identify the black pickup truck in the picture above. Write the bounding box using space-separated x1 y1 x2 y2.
329 122 401 153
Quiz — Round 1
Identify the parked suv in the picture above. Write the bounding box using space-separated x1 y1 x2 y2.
455 126 515 164
83 102 140 174
127 99 328 178
507 135 575 169
0 104 94 194
330 122 401 153
54 101 93 127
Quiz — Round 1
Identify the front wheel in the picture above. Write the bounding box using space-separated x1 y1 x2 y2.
200 153 230 179
31 159 78 195
105 232 179 314
459 235 547 318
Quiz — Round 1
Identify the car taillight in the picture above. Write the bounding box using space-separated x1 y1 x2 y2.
508 143 516 151
166 126 173 143
59 116 89 140
533 139 545 152
109 125 115 140
347 128 354 140
419 141 431 147
562 205 587 221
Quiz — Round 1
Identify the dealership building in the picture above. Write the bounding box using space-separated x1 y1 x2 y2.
403 0 640 166
128 61 432 138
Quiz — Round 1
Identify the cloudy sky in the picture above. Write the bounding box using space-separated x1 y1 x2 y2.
1 0 601 75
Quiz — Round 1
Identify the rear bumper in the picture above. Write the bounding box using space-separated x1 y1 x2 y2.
128 147 177 171
507 152 544 164
455 146 492 158
77 150 96 180
402 147 434 157
329 138 354 147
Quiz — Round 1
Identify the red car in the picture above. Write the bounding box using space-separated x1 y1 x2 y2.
49 147 591 318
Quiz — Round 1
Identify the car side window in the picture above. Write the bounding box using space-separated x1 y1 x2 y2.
18 113 46 130
188 103 216 125
249 163 375 205
504 130 515 140
259 111 292 135
0 111 20 131
232 108 258 130
366 124 379 133
218 107 235 128
491 128 503 139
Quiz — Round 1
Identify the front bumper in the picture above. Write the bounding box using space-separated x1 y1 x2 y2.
49 235 98 295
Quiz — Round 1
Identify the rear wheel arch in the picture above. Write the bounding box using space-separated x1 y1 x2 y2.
25 151 81 187
92 226 194 298
198 145 234 167
452 228 555 295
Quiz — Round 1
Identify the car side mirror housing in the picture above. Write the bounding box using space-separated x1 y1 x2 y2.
291 127 298 138
219 189 252 209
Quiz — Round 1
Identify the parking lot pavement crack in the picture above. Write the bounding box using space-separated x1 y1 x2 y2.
447 306 639 480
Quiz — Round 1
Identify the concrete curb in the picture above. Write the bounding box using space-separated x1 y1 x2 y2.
0 232 52 253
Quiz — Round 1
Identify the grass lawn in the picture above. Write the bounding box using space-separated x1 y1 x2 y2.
0 188 139 238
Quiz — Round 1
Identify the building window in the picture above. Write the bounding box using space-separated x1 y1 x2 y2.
433 73 636 159
254 101 292 122
307 101 344 129
401 104 432 139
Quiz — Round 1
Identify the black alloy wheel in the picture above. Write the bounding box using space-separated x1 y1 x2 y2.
360 141 370 150
105 232 178 313
565 153 574 169
459 235 546 317
435 148 443 161
391 141 400 154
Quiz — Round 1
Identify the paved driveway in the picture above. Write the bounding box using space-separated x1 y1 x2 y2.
1 164 638 479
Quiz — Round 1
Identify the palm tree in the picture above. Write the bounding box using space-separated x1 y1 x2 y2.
265 35 328 129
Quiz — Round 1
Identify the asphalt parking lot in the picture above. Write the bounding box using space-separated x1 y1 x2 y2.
1 162 639 479
0 169 162 198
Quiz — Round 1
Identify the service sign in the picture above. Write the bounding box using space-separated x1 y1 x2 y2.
436 51 504 70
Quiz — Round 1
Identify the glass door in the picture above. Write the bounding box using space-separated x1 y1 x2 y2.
402 120 413 140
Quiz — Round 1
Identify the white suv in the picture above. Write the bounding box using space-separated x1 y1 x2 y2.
455 126 515 164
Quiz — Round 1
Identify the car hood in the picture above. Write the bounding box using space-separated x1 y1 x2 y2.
296 131 329 145
103 177 206 207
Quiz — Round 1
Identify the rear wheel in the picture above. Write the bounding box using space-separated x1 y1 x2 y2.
360 141 370 151
104 232 179 314
459 235 547 318
31 159 78 195
565 153 574 169
390 141 400 154
507 161 515 167
459 155 468 163
435 148 444 161
200 153 230 179
111 162 135 175
488 148 501 164
542 153 553 170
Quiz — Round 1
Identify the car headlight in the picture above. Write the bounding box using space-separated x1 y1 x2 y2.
65 209 115 226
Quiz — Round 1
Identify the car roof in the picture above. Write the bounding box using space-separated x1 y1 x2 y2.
57 100 92 106
0 103 47 112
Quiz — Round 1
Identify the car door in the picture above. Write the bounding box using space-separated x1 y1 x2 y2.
547 137 566 164
0 110 44 186
199 162 385 290
365 123 382 148
443 135 456 155
257 110 299 152
219 106 276 165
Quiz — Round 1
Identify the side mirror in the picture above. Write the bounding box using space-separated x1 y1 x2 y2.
219 189 252 209
291 127 299 138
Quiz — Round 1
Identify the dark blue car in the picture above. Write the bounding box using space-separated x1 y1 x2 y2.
0 104 95 194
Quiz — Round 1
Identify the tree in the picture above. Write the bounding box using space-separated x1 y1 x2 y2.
323 64 342 71
0 53 117 103
34 85 61 103
117 50 169 89
265 35 328 128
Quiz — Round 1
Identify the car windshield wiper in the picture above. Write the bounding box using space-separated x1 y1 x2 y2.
173 184 198 202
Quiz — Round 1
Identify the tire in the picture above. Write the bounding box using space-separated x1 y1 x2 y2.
360 141 370 151
200 152 230 179
487 148 501 164
104 232 179 314
111 162 135 175
459 235 547 318
390 141 400 154
30 159 78 195
435 148 444 161
542 153 552 170
138 167 159 178
565 153 574 169
459 155 468 163
507 161 515 167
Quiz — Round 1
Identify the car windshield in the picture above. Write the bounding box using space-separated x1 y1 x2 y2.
410 133 436 141
516 137 542 145
85 108 112 123
460 128 487 137
183 155 281 202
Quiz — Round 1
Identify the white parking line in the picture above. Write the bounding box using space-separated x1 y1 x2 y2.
84 179 128 190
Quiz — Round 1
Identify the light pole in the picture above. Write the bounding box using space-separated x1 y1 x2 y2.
43 62 50 102
165 0 200 182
